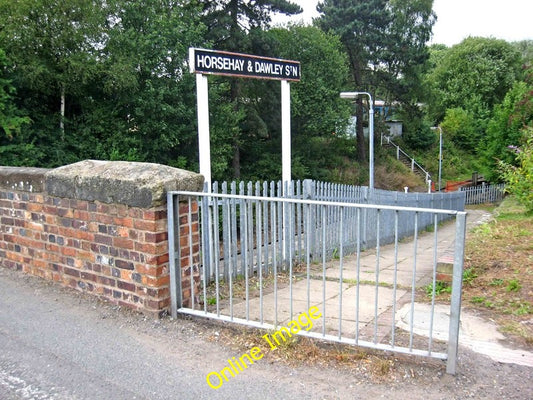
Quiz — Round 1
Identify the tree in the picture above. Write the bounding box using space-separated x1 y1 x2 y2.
316 0 435 161
0 0 109 165
440 108 479 152
239 25 352 180
0 0 106 134
198 0 302 178
483 77 533 179
498 128 533 212
0 49 29 139
0 0 208 168
426 37 522 124
94 0 207 166
379 0 435 103
317 0 391 162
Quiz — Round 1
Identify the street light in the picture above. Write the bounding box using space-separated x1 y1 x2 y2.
431 126 443 191
340 92 374 189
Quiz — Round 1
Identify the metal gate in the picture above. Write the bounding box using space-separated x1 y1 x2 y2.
167 189 467 374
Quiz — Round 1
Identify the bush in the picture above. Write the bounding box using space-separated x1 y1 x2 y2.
498 128 533 212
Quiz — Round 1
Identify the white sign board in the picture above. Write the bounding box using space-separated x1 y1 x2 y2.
189 48 300 191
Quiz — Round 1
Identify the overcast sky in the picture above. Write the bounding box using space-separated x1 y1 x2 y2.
273 0 533 46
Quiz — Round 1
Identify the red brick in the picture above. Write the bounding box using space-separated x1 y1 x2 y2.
73 210 90 221
113 237 134 250
142 274 170 287
95 213 114 225
64 267 80 278
117 280 136 293
61 247 76 257
113 217 133 228
143 231 168 243
27 203 43 212
133 219 157 231
70 199 88 210
80 271 97 282
94 234 113 246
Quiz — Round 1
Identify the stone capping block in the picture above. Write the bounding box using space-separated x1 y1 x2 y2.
0 166 50 192
45 160 204 207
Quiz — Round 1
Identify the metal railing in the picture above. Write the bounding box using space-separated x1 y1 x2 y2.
460 183 505 205
197 180 465 279
168 189 467 374
383 136 431 183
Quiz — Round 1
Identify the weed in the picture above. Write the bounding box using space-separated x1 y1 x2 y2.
488 278 504 286
462 267 477 285
472 223 492 236
207 297 217 305
483 300 495 308
425 281 451 297
506 278 522 292
471 296 486 304
510 300 532 315
372 357 393 376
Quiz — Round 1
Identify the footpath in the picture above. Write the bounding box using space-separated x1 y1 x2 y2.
227 209 533 367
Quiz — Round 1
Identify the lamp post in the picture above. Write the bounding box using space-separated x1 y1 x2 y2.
340 92 374 189
431 126 443 191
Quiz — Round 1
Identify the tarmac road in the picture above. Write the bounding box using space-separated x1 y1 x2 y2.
1 268 344 400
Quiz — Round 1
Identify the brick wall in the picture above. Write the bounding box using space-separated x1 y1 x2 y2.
0 160 203 317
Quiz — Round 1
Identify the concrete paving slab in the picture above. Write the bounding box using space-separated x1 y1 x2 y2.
215 209 531 367
396 302 533 367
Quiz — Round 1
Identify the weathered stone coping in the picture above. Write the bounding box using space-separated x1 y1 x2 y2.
0 166 49 193
0 160 204 207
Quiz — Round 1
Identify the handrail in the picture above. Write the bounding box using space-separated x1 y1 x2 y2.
383 136 431 183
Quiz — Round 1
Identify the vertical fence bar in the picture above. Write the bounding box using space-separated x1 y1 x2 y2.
338 206 344 339
221 182 229 282
306 203 311 312
289 192 294 321
167 192 178 319
247 182 254 277
322 205 327 336
263 182 270 275
213 194 221 317
188 197 195 310
391 210 399 347
447 212 467 375
374 209 381 343
226 198 234 320
201 194 210 312
409 212 419 350
256 183 264 324
272 194 278 327
428 214 439 353
231 182 238 279
355 207 361 344
243 191 249 321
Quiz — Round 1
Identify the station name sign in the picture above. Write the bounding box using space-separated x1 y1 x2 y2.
189 48 300 82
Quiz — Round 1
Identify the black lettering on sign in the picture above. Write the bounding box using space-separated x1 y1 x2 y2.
190 48 300 81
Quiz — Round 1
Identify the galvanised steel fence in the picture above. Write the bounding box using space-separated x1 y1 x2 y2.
168 183 468 374
196 180 465 281
460 183 505 205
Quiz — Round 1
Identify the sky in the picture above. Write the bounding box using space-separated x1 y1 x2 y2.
273 0 533 46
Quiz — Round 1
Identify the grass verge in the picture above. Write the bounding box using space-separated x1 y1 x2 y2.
462 197 533 347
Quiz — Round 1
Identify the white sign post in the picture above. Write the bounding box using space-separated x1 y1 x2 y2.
189 48 301 192
196 73 211 188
